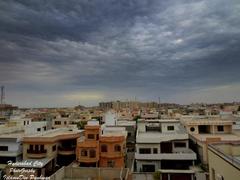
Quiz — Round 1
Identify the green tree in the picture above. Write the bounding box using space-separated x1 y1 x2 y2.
76 121 87 129
133 115 141 123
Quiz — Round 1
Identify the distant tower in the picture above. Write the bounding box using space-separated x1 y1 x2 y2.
1 86 5 105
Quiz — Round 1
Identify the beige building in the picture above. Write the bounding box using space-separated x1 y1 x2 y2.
208 142 240 180
181 117 240 167
19 128 83 177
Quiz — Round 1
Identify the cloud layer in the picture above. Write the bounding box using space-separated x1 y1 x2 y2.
0 0 240 107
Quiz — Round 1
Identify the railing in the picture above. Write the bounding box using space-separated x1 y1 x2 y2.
58 146 75 151
135 151 197 160
58 146 75 155
27 149 47 154
208 144 240 168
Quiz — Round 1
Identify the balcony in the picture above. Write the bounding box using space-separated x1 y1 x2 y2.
27 149 47 159
100 151 125 158
58 147 75 155
135 150 196 161
78 156 99 163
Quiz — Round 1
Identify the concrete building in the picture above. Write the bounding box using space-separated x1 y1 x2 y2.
181 117 240 167
208 142 240 180
76 120 127 168
0 131 24 170
135 119 197 179
116 120 136 152
20 127 83 177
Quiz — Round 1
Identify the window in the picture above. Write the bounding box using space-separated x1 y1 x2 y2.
43 126 46 131
101 144 107 152
174 142 186 148
52 145 56 152
96 134 99 140
35 145 39 151
40 145 44 151
87 134 95 139
0 146 8 151
64 121 67 125
167 126 174 131
89 149 96 158
107 160 115 167
114 145 121 152
190 127 195 132
128 132 131 137
153 148 158 154
217 126 224 132
139 148 151 154
29 145 33 150
24 121 26 125
55 121 61 125
37 128 41 132
81 149 88 156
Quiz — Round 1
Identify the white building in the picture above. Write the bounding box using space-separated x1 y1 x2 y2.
0 129 24 170
135 119 197 179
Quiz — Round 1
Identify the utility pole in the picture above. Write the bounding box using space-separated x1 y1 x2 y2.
0 86 5 105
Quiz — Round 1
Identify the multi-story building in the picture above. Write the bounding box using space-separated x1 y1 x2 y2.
76 120 127 168
116 120 136 152
20 127 83 177
208 142 240 180
135 119 197 179
76 120 100 167
0 131 23 170
181 117 240 167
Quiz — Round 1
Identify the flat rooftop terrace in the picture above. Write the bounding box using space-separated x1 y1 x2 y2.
24 128 83 138
190 133 240 142
136 131 188 143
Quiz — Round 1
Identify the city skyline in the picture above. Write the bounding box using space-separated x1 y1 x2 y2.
1 0 240 107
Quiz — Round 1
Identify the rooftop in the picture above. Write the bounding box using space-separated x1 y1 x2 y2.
24 128 82 138
208 142 240 169
0 131 24 139
23 128 83 143
190 133 240 142
136 131 188 143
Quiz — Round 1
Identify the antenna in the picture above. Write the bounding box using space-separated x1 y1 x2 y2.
0 86 5 105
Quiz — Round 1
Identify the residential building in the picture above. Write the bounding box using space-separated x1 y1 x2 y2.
135 119 197 179
181 117 240 167
76 120 127 168
208 142 240 180
0 131 23 170
20 127 83 177
76 120 100 167
116 120 136 152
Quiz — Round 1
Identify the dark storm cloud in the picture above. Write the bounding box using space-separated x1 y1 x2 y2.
0 0 240 106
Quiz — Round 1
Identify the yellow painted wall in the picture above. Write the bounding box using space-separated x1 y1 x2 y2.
208 149 240 180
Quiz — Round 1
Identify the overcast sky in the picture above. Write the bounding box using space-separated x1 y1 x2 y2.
0 0 240 107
